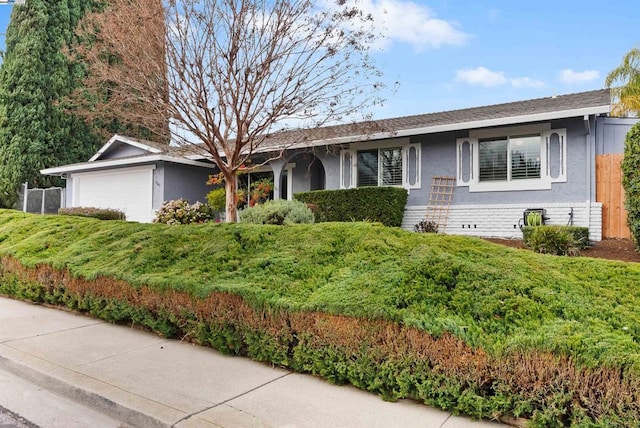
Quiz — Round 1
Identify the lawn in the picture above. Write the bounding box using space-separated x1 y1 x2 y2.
0 209 638 426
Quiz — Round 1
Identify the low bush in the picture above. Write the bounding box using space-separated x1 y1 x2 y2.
206 188 226 211
414 220 439 233
565 226 590 249
239 199 314 225
153 199 214 225
58 207 126 221
295 187 408 227
522 225 589 254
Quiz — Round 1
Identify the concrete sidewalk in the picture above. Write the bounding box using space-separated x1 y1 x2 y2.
0 297 503 428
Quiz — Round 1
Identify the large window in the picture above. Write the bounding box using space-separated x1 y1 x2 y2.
457 127 566 192
478 139 508 182
479 135 540 182
340 140 421 190
357 147 403 187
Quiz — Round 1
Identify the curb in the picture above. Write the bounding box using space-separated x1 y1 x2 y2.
0 352 173 428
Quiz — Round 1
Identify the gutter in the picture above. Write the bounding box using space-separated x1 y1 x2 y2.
40 155 214 176
255 105 612 154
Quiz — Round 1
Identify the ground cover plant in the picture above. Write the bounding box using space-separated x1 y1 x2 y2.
0 209 639 426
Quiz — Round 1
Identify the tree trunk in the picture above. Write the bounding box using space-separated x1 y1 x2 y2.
224 176 238 223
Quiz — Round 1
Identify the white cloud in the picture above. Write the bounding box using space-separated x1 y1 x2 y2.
356 0 469 51
456 67 546 89
456 67 507 87
559 69 600 84
511 77 546 89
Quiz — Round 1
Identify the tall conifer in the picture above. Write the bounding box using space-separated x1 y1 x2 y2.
0 0 100 207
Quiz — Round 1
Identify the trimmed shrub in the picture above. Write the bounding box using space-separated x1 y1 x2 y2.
58 207 126 221
622 122 640 250
239 199 314 225
154 199 214 225
295 187 408 227
566 226 590 249
522 225 589 250
522 225 589 255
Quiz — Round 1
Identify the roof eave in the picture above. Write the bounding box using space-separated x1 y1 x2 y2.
88 134 164 162
260 105 611 152
41 155 214 176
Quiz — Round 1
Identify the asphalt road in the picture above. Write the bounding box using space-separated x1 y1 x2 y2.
0 404 38 428
0 366 122 428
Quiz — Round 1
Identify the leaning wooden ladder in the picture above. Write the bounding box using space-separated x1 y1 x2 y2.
424 176 456 232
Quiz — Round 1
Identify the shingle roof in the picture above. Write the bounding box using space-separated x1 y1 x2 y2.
120 89 612 154
262 89 611 148
42 89 612 175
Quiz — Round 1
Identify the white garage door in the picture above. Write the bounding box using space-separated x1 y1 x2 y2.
71 166 155 222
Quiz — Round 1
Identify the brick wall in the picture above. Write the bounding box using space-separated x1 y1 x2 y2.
403 202 603 241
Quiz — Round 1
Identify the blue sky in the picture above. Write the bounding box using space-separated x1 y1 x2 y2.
358 0 640 119
0 0 638 120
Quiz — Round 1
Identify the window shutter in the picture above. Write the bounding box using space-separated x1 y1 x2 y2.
543 129 567 183
403 144 421 189
456 138 477 186
340 149 355 189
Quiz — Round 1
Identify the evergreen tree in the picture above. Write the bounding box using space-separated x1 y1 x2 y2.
0 0 100 208
622 122 640 249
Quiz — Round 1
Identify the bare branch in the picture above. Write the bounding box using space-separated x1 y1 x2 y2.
70 0 385 221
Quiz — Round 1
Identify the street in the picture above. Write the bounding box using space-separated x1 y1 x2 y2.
0 366 123 428
0 404 37 428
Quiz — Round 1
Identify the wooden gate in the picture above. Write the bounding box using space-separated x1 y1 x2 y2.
596 154 631 239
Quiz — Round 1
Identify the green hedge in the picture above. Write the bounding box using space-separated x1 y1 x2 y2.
295 187 408 227
622 122 640 250
58 207 126 221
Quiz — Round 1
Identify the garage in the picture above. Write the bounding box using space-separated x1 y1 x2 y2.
40 135 219 221
71 166 155 222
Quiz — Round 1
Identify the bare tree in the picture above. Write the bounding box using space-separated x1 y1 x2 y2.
75 0 384 222
71 0 169 140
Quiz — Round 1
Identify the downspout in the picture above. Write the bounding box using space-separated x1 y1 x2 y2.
584 115 593 236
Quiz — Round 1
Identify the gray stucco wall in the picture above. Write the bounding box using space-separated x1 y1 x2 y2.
311 117 593 206
408 117 592 206
318 152 340 190
280 150 337 196
596 117 639 154
290 153 325 194
162 162 216 204
286 116 638 208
